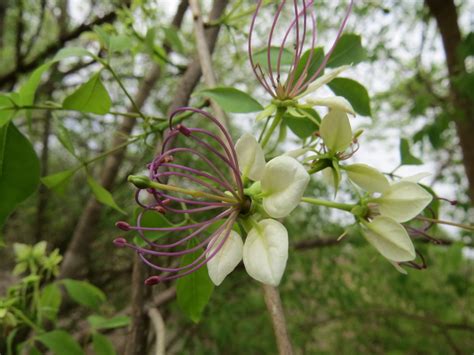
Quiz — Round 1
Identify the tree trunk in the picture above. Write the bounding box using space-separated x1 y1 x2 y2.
425 0 474 203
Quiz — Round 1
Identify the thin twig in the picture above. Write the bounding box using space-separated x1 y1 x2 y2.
262 284 294 355
148 307 166 355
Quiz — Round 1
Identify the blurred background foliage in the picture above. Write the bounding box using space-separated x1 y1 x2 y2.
0 0 472 354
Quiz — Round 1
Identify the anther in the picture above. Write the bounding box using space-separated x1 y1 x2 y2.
154 206 166 214
113 237 127 247
144 275 161 285
177 124 191 136
116 221 131 231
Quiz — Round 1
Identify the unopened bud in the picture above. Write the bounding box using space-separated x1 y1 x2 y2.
116 221 131 231
144 276 161 285
128 175 152 189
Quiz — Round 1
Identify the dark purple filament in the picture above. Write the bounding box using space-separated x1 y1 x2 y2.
248 0 354 99
116 107 245 284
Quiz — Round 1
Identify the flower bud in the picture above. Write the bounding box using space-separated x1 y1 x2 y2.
113 237 127 247
128 175 152 189
144 276 161 285
115 221 131 231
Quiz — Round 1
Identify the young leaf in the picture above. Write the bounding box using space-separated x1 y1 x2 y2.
18 63 52 106
195 87 263 113
87 175 126 214
109 35 132 54
0 123 40 227
176 238 214 323
326 33 366 68
36 330 84 355
132 208 174 247
53 47 95 62
63 72 112 114
39 283 62 321
399 138 423 165
87 314 131 330
328 78 371 116
0 95 16 128
55 121 76 157
163 26 184 53
41 169 76 195
92 333 116 355
62 279 106 310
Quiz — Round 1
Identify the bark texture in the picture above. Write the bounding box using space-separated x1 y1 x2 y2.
425 0 474 202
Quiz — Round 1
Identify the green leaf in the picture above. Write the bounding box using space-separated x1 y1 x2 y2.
0 95 16 128
284 108 320 139
53 47 94 62
293 47 325 85
252 46 294 71
55 120 76 156
109 35 132 54
36 330 84 355
41 169 76 195
87 175 126 214
163 26 184 53
195 87 263 113
63 72 112 114
176 238 214 323
326 33 366 68
18 63 52 106
0 123 40 227
87 314 131 330
132 208 174 247
62 279 106 310
328 78 371 116
399 138 422 165
39 283 62 321
92 333 116 355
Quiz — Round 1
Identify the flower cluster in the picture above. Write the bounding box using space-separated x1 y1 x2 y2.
116 107 309 286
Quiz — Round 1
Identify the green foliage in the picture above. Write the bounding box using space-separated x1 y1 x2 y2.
195 87 263 113
87 175 126 214
328 77 371 116
62 279 106 310
38 283 62 321
63 72 112 115
326 33 366 68
36 330 84 355
0 123 40 227
92 332 117 355
284 107 320 138
400 138 423 165
41 169 77 195
87 314 131 330
293 47 325 84
177 239 214 323
252 46 294 70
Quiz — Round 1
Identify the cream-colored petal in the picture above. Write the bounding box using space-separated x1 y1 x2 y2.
207 230 243 286
256 104 277 122
305 96 355 115
297 65 350 98
235 133 266 181
377 181 433 222
345 163 390 193
363 216 416 262
319 110 353 152
400 172 431 183
242 219 288 286
261 156 310 218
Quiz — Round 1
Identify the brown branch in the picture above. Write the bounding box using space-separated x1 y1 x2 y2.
0 11 118 88
262 284 294 355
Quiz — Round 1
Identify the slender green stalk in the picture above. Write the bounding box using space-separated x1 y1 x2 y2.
416 216 474 232
301 196 355 212
260 107 285 149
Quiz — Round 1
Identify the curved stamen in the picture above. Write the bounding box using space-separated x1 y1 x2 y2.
267 0 287 91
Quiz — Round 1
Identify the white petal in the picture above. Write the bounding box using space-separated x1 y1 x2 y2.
319 110 353 152
345 163 390 193
235 133 266 181
256 104 276 122
376 181 433 222
297 65 350 97
363 216 416 262
305 96 355 115
207 230 243 286
400 172 431 183
242 219 288 286
261 156 310 218
283 147 310 158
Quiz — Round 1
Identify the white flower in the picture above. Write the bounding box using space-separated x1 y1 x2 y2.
374 181 433 223
305 96 355 116
207 219 289 286
207 230 243 286
235 133 266 181
362 216 416 262
296 65 350 98
344 163 390 193
319 109 353 153
242 219 288 286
